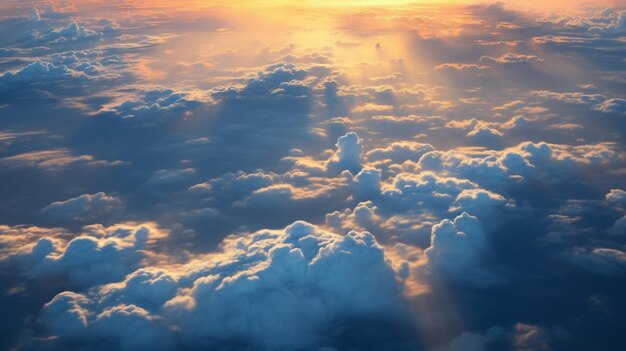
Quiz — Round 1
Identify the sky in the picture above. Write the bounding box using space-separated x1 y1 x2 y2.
0 0 625 350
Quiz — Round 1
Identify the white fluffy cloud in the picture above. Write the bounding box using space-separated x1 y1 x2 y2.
38 221 409 350
418 213 500 287
408 141 620 189
382 172 479 212
44 293 176 351
327 132 363 175
1 222 168 286
606 189 626 206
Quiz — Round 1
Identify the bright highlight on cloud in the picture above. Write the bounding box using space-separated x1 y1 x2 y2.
0 0 625 350
39 221 410 350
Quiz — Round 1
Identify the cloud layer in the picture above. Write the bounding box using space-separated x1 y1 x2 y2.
1 1 625 351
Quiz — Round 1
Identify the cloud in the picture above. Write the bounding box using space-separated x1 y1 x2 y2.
609 215 626 235
43 294 176 351
0 54 129 98
513 324 550 351
0 148 124 171
22 22 102 45
190 171 274 198
355 168 382 198
594 98 626 114
367 141 435 165
382 172 478 212
555 9 626 34
566 247 626 276
0 16 158 101
325 201 382 234
466 125 503 147
1 2 626 350
430 327 507 351
430 323 550 351
0 60 79 85
531 91 626 114
419 212 500 287
1 222 169 287
409 141 620 189
189 63 326 172
606 189 626 207
327 131 363 175
30 7 44 22
450 189 514 217
38 192 122 223
106 89 202 126
479 53 542 64
435 63 489 71
0 225 69 261
36 221 412 350
145 168 197 188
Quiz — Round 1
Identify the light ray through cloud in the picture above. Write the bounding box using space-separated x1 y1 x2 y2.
1 1 625 350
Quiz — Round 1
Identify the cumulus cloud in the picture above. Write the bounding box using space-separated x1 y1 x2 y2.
367 141 435 165
555 9 625 33
408 140 620 188
36 221 411 350
106 89 201 125
0 15 157 101
327 131 363 175
531 91 626 114
43 294 176 351
39 192 122 223
355 168 382 198
466 125 504 147
0 225 70 262
0 54 129 97
450 189 514 217
325 201 382 234
606 189 626 207
1 222 169 287
436 53 542 75
382 172 477 212
435 63 489 71
418 213 500 287
187 167 350 231
479 53 542 64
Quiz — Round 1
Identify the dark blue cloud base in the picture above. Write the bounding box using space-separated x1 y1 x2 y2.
1 2 625 351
